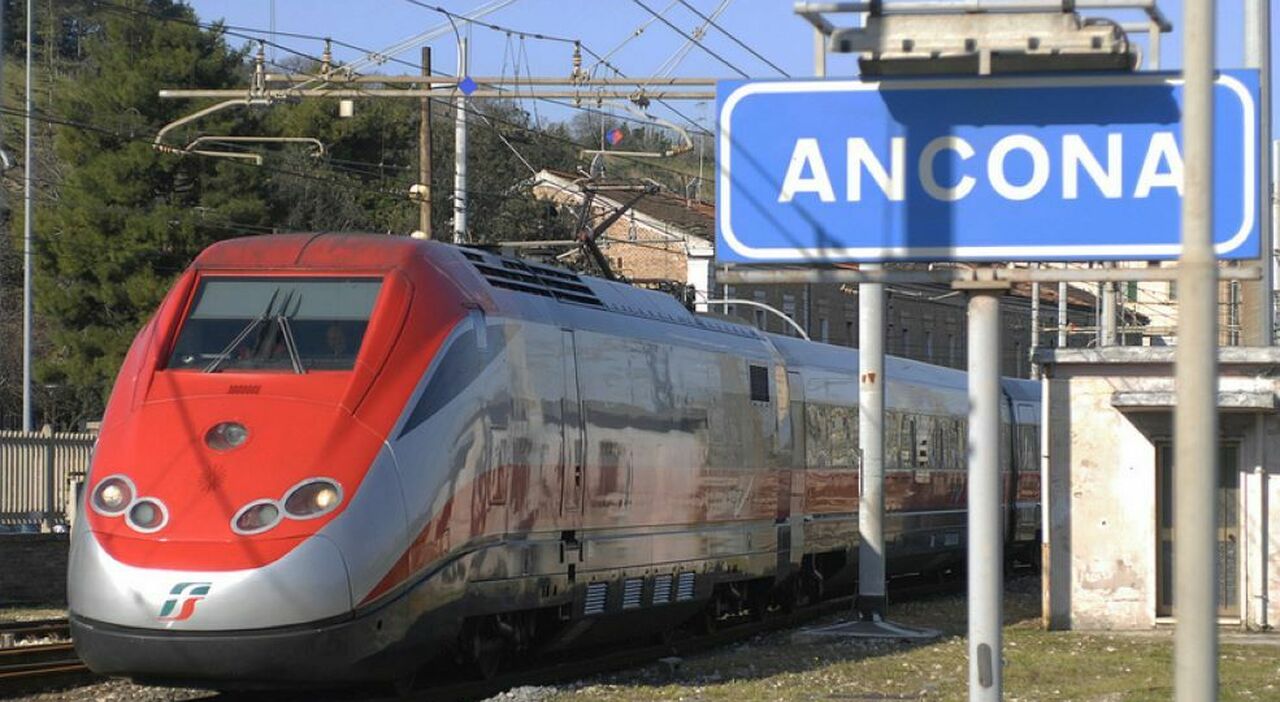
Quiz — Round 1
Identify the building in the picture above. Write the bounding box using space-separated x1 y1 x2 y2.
1038 347 1280 630
533 170 1102 378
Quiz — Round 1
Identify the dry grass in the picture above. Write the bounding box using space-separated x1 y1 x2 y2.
545 580 1280 702
0 606 66 623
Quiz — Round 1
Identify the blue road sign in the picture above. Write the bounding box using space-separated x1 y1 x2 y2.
716 71 1260 263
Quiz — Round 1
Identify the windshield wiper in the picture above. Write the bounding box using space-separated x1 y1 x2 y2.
275 315 305 374
203 290 280 373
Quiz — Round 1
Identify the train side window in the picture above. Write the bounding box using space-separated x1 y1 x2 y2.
749 365 770 402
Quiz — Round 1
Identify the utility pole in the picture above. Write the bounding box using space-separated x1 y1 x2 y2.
1245 0 1273 344
1058 281 1068 347
1174 0 1219 697
1030 280 1040 378
22 0 33 433
453 37 468 245
419 46 433 239
857 263 887 619
1100 280 1117 346
967 285 1004 702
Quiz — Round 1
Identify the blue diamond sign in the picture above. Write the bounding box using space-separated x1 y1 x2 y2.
458 76 477 96
715 71 1261 263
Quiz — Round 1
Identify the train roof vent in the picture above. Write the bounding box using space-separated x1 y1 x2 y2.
461 249 603 308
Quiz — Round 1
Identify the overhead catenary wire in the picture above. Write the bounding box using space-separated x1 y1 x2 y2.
396 0 713 137
630 0 750 78
0 102 637 235
645 0 733 87
588 0 679 75
102 0 714 140
673 0 790 76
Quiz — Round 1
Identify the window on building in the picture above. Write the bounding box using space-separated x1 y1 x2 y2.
901 327 910 356
819 318 830 343
1168 281 1178 301
948 334 957 367
1126 281 1138 301
754 291 768 331
782 295 797 336
924 330 934 361
845 319 855 347
724 284 735 316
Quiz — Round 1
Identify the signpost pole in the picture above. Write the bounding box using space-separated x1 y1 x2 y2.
1175 0 1219 697
1245 0 1272 344
966 286 1004 702
857 265 887 620
1058 281 1068 347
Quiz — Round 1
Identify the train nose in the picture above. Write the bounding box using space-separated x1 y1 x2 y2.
68 526 354 631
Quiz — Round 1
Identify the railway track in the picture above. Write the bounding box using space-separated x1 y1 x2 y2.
0 619 71 647
0 620 96 698
400 573 970 702
0 572 979 700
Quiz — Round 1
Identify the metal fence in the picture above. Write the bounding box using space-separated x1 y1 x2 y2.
0 429 95 528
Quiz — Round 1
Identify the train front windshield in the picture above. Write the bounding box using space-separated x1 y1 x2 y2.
166 277 383 372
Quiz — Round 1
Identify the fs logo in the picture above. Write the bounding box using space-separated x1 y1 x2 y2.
158 581 211 621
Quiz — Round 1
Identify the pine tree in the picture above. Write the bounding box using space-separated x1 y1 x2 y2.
32 0 267 425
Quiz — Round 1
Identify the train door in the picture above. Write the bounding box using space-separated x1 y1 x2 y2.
1010 401 1039 544
1156 442 1240 618
777 371 805 578
559 330 585 520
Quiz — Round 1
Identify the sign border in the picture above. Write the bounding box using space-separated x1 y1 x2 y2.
717 73 1257 262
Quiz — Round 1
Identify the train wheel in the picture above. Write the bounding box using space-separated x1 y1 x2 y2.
390 672 418 698
462 617 505 680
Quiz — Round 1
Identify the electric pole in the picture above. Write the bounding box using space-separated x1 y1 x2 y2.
453 37 468 245
22 0 33 433
419 46 433 239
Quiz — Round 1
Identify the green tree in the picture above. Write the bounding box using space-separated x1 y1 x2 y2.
31 0 267 425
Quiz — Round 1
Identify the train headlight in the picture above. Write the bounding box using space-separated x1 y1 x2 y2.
206 422 249 452
232 501 282 535
91 475 134 516
126 499 168 533
283 479 343 519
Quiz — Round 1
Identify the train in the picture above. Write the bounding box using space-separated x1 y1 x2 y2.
68 234 1041 688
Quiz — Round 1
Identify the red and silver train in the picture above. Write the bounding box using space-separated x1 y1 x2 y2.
69 234 1040 686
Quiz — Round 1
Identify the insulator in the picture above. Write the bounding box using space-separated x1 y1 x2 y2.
570 41 584 84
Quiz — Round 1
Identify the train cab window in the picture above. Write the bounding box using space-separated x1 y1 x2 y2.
749 365 770 402
166 277 383 372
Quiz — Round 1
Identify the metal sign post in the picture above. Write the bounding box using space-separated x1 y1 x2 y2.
960 282 1007 700
857 264 887 620
1175 0 1219 696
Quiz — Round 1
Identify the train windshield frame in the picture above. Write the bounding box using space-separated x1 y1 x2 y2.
165 275 384 373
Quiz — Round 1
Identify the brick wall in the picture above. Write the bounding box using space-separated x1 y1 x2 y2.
0 534 69 605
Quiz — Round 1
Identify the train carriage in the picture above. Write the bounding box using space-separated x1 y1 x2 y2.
68 234 1040 687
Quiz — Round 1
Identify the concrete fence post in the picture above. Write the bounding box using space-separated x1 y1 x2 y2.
41 425 54 531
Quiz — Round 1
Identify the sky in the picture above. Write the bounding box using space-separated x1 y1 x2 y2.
184 0 1280 136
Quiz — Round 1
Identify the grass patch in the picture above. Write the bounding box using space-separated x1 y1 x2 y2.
547 580 1280 701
